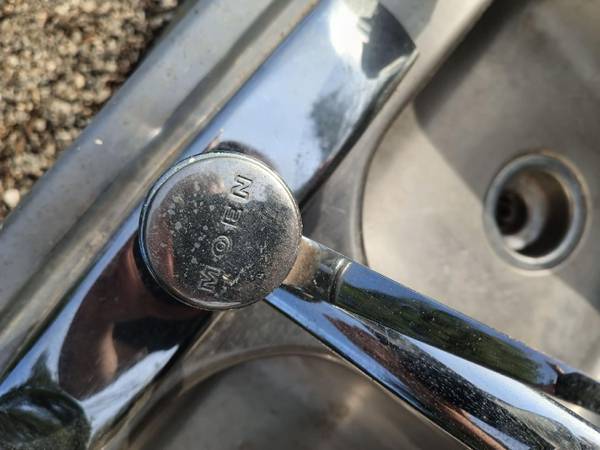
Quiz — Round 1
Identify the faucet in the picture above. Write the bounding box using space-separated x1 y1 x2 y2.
137 146 600 450
2 0 598 448
0 1 417 447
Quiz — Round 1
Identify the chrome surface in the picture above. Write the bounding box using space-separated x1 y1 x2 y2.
273 239 600 449
302 0 492 263
0 0 318 373
181 0 416 204
0 1 417 448
124 297 468 450
138 150 600 448
289 239 600 415
0 236 209 449
140 148 302 309
129 3 496 446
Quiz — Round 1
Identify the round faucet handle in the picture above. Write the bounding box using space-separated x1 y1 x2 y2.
139 148 302 310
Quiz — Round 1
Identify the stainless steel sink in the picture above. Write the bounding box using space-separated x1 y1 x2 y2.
133 354 462 450
9 0 600 448
124 301 464 450
365 0 600 398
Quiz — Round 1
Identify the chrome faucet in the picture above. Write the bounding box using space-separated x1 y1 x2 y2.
1 0 598 448
0 1 418 448
138 146 600 449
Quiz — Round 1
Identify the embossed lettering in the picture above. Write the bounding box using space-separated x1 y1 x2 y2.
197 264 221 293
231 175 253 200
221 204 243 228
211 235 232 257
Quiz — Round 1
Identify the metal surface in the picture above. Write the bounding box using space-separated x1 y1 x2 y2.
140 148 301 309
134 355 465 450
182 0 416 205
0 1 417 448
132 3 497 445
138 150 600 448
0 236 210 449
272 241 600 449
363 0 600 383
483 153 586 270
122 297 469 450
0 0 318 373
302 0 492 262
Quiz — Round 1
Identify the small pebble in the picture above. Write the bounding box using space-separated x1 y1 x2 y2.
160 0 178 9
3 189 21 209
33 118 47 132
73 72 86 89
81 0 97 14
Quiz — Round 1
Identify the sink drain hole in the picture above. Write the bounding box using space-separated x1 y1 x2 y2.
495 190 528 235
484 154 585 270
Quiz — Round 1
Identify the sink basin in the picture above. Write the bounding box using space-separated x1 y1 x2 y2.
365 0 600 383
132 355 462 450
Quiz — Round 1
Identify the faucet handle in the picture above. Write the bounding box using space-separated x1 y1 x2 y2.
139 146 600 420
139 146 302 310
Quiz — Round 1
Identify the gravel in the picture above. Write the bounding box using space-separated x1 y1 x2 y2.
0 0 180 222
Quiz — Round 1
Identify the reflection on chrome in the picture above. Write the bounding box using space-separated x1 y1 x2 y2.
273 238 600 449
181 0 416 202
133 142 600 450
0 0 416 448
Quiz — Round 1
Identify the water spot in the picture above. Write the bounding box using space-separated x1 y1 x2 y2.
175 221 182 231
191 256 198 264
209 205 215 212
